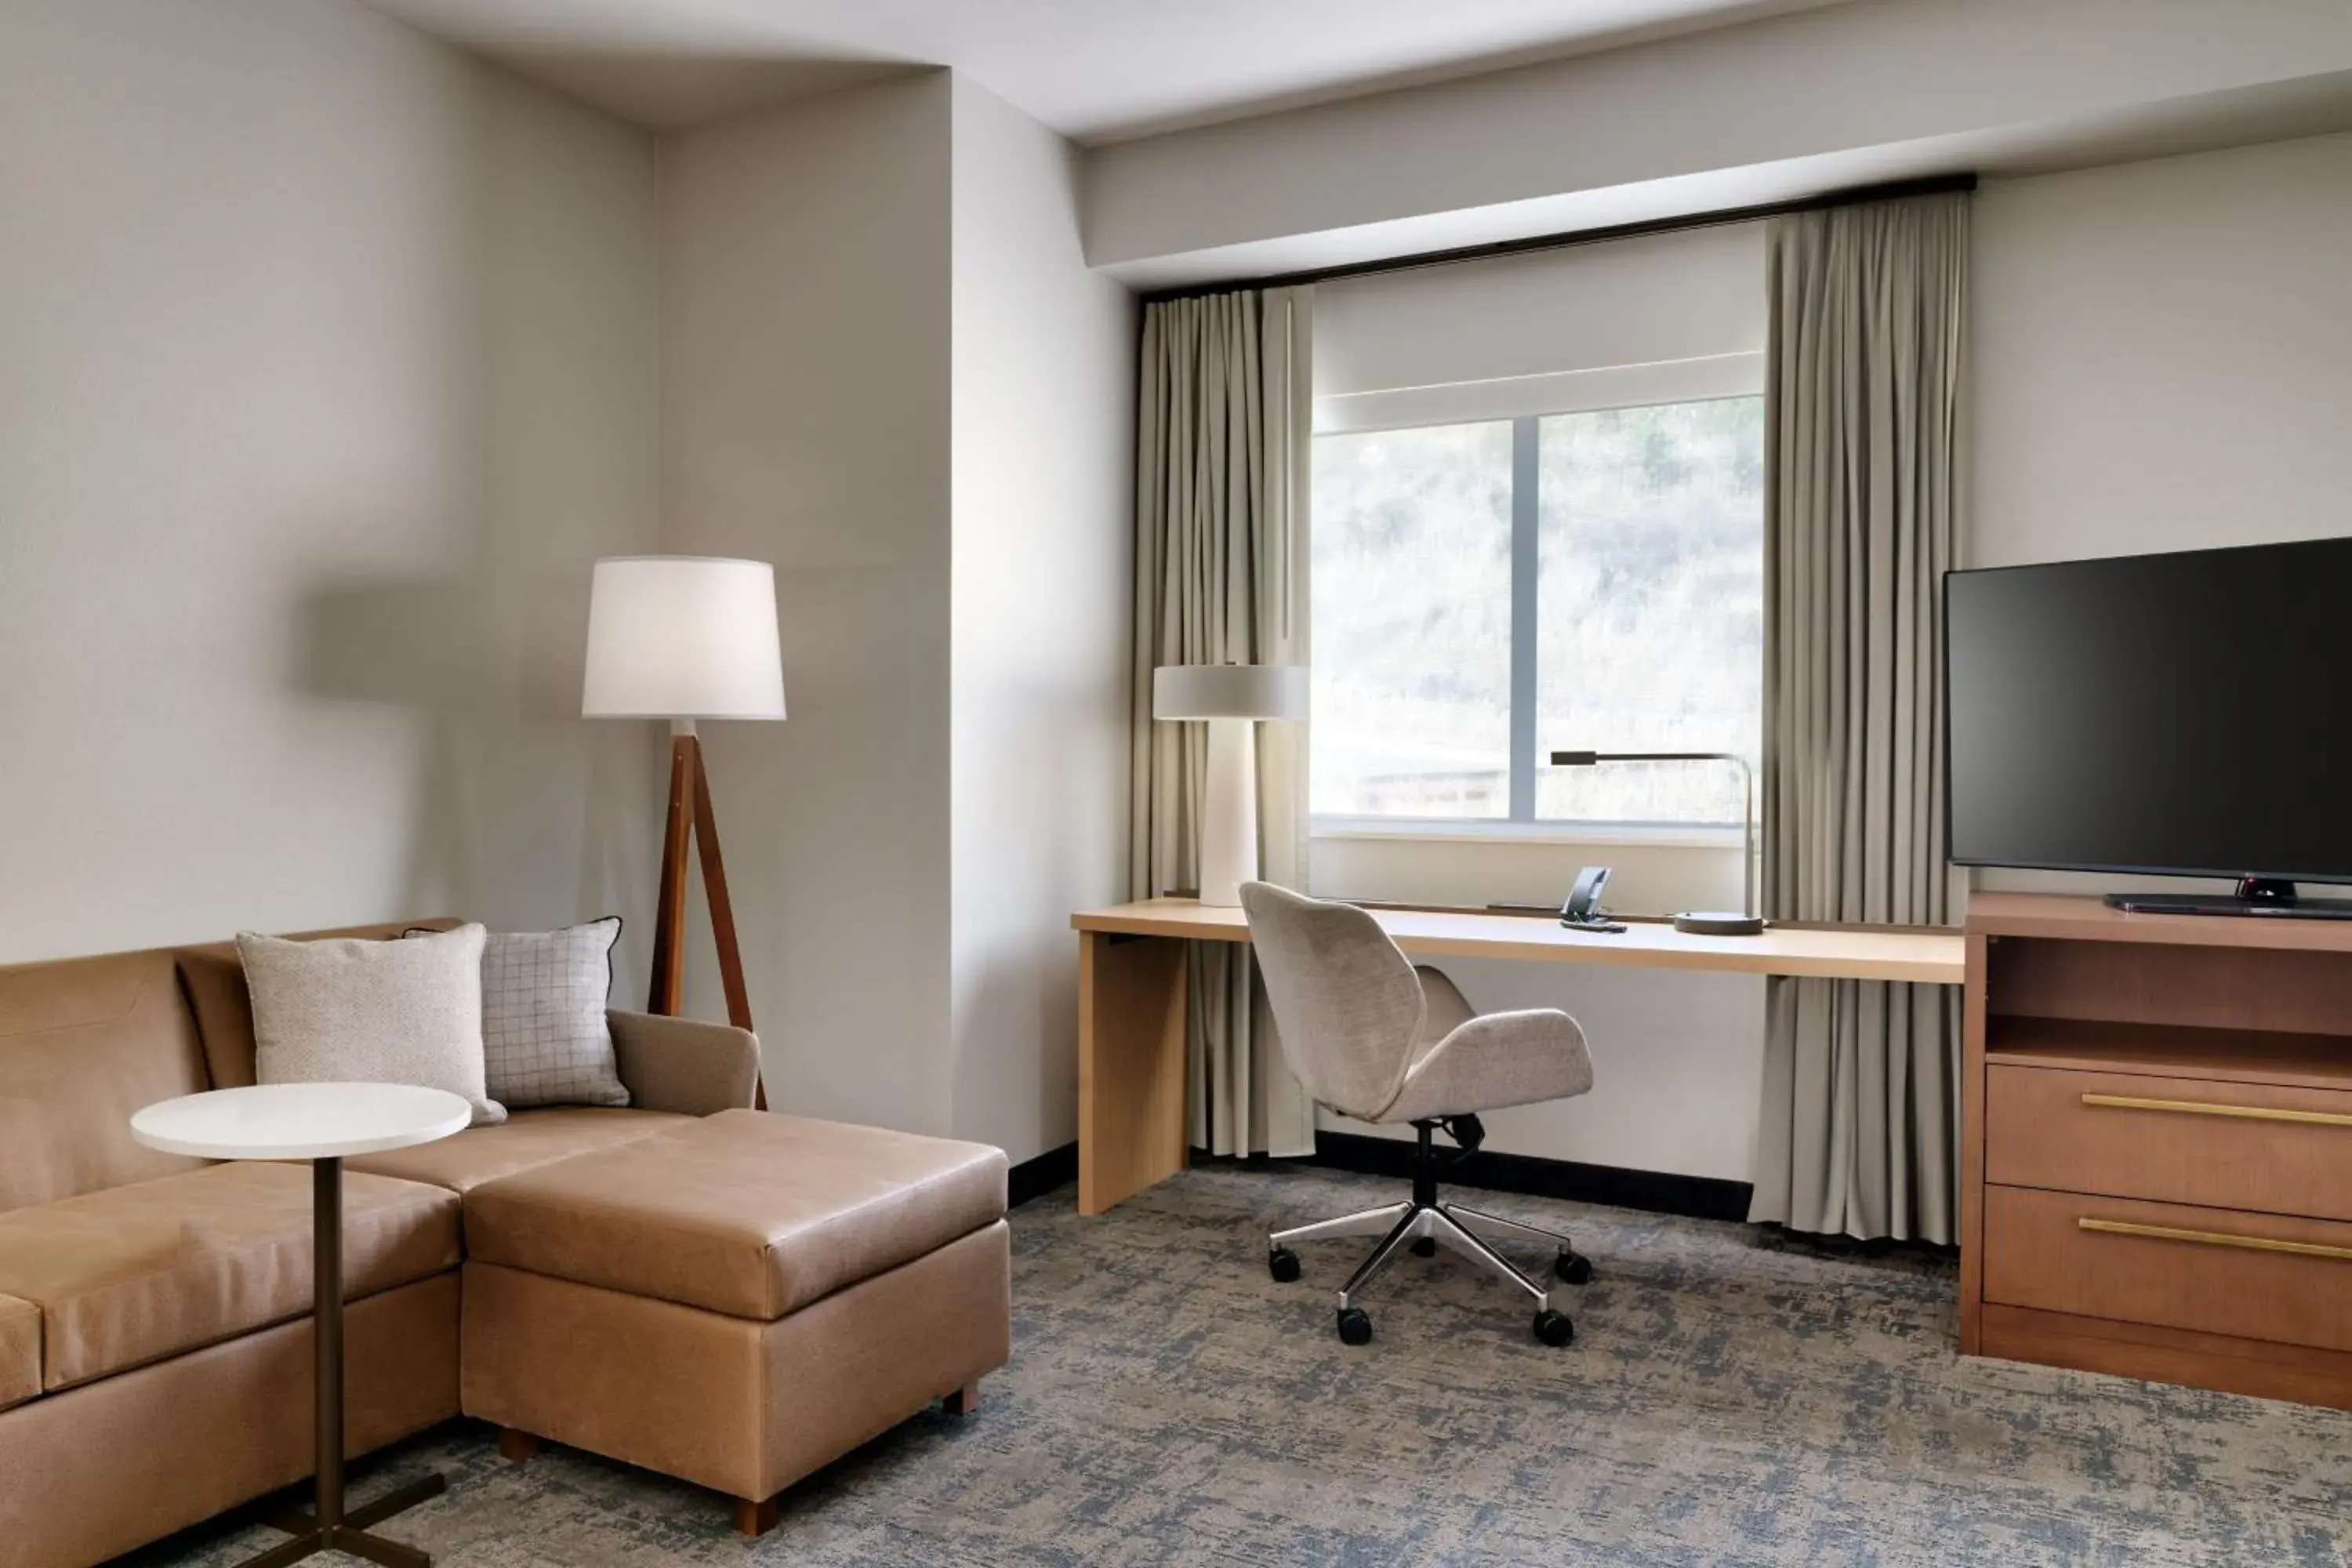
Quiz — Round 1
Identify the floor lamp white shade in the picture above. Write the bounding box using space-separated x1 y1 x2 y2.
582 556 786 728
1153 664 1308 906
580 554 786 1034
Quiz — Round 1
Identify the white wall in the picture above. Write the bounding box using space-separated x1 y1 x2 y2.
1973 132 2352 569
659 74 958 1134
946 78 1135 1162
0 0 663 977
1967 129 2352 901
660 73 1135 1164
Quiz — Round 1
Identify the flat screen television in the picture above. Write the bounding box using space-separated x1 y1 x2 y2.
1944 536 2352 918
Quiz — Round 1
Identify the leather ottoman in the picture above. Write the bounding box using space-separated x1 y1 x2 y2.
456 1109 1010 1534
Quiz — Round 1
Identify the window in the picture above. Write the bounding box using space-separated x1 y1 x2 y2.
1312 396 1763 830
1308 420 1513 818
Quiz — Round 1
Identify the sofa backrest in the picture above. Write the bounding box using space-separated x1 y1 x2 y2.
171 919 456 1091
0 919 463 1214
0 949 211 1213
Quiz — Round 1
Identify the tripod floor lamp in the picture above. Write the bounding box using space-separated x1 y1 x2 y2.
583 556 786 1031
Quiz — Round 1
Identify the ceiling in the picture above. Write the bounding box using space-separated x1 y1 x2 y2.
364 0 1858 140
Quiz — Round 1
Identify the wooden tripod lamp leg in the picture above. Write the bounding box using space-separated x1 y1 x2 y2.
689 739 753 1033
688 736 767 1108
648 730 695 1017
647 725 762 1105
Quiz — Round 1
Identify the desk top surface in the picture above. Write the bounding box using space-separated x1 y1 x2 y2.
1073 899 1964 985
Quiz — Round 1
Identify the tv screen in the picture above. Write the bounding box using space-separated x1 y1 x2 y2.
1945 537 2352 884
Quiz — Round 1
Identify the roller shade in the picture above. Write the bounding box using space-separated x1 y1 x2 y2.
1313 221 1766 433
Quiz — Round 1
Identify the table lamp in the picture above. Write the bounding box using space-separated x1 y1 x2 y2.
584 556 786 1028
1549 750 1760 935
1153 663 1309 906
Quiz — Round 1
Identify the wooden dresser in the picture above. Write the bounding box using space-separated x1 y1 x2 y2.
1962 892 2352 1407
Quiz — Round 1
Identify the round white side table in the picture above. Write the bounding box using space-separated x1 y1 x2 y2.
132 1082 471 1568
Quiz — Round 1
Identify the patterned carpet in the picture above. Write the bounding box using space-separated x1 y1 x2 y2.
137 1165 2352 1566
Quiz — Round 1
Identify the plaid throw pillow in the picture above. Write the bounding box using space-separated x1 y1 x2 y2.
408 918 628 1109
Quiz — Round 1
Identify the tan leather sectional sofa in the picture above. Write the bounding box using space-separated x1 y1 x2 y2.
0 924 1011 1568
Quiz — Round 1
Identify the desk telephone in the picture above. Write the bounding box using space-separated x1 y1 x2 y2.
1560 866 1626 934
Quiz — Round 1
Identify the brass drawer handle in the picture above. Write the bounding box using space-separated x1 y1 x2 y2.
2078 1216 2352 1262
2079 1092 2352 1128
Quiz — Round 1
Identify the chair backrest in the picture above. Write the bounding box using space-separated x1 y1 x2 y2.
1239 882 1427 1120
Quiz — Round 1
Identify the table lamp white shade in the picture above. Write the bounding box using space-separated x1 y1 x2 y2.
582 556 786 722
1151 663 1308 721
1152 663 1308 906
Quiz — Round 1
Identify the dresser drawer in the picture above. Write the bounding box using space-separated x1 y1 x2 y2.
1986 1065 2352 1221
1984 1185 2352 1353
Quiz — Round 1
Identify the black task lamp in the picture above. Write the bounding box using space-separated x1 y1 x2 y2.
1548 751 1762 936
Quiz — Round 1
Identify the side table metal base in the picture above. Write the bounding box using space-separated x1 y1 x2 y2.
234 1156 444 1567
242 1474 447 1566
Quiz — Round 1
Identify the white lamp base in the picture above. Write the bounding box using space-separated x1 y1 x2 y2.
1198 717 1258 906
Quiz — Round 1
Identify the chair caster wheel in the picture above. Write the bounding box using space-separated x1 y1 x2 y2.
1410 1236 1437 1258
1269 1247 1301 1283
1337 1307 1373 1346
1556 1250 1594 1285
1533 1308 1574 1347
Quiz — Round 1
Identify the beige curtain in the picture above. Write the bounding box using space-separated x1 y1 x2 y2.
1749 194 1968 1243
1131 285 1319 1158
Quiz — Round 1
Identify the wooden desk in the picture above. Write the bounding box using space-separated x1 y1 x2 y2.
1073 898 1965 1215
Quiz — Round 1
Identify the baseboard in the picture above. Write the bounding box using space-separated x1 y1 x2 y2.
1008 1131 1754 1224
1307 1131 1755 1224
1007 1141 1079 1210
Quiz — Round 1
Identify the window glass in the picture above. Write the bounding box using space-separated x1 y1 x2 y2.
1308 397 1761 829
1533 397 1763 824
1310 422 1512 818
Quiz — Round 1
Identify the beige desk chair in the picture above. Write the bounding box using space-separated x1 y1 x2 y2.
1240 881 1598 1347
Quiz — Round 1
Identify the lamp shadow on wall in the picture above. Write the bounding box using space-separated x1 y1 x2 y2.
291 570 655 994
277 64 673 999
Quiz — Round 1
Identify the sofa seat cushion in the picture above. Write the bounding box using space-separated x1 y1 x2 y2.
345 1107 693 1196
465 1109 1007 1321
0 1163 459 1392
0 1294 38 1410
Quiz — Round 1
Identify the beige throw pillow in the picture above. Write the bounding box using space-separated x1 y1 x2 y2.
238 923 505 1126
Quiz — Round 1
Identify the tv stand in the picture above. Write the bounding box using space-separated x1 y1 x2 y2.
1965 891 2352 1410
2104 877 2352 920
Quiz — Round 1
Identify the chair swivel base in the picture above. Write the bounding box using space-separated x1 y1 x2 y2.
1269 1117 1592 1347
1271 1198 1584 1347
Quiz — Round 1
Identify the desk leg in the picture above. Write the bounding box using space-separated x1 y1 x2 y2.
1078 932 1189 1216
1958 934 1989 1357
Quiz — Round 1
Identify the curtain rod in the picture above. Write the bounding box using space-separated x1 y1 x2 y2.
1138 171 1978 303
